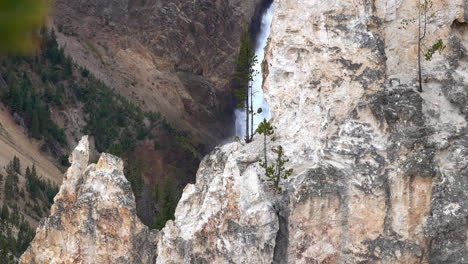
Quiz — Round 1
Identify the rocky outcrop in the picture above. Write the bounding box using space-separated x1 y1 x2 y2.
19 136 157 263
262 0 468 262
53 0 263 144
156 141 279 264
22 0 468 263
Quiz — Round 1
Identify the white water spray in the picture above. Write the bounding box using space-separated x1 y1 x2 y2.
235 3 274 138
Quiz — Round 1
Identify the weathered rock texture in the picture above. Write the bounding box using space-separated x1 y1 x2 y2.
156 141 279 264
53 0 262 143
262 0 468 262
19 136 158 263
22 0 468 263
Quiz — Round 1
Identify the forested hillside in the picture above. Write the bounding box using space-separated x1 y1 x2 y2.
0 28 202 261
0 156 58 263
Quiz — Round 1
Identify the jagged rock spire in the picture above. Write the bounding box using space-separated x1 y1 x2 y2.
20 136 157 264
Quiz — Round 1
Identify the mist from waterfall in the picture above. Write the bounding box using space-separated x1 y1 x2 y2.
234 3 274 139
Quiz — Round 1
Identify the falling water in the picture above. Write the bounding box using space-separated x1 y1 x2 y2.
235 3 274 138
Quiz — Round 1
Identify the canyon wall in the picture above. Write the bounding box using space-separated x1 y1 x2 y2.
53 0 262 143
263 0 467 262
21 0 468 263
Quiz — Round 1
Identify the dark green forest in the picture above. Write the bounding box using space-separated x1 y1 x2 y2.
0 28 202 260
0 157 56 263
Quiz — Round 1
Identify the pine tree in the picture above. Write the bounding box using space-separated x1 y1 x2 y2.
399 0 446 92
260 146 293 193
45 29 62 64
234 25 258 142
54 85 65 106
30 110 40 139
12 156 21 174
26 166 32 196
31 164 37 178
17 221 34 253
257 119 274 173
64 56 73 77
29 164 39 200
6 84 22 113
4 160 19 201
1 205 9 221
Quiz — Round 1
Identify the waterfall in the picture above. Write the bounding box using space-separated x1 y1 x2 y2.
235 3 274 139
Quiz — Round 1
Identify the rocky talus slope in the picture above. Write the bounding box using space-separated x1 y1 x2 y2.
21 0 467 263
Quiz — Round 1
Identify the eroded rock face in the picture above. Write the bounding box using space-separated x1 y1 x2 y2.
262 0 468 262
156 141 279 264
19 136 157 264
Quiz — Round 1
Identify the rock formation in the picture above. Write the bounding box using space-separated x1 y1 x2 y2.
20 136 157 263
262 0 467 262
156 141 279 264
21 0 467 263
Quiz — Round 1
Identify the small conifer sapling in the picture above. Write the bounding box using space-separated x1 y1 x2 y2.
260 145 293 193
257 118 274 171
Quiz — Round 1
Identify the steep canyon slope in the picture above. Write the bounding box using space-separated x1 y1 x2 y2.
53 0 262 143
21 0 467 263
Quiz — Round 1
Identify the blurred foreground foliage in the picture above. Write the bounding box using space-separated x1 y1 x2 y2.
0 0 49 54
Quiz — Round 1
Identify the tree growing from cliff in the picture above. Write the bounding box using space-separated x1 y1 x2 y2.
234 25 258 142
400 0 446 92
261 145 293 193
257 118 274 171
257 119 293 192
